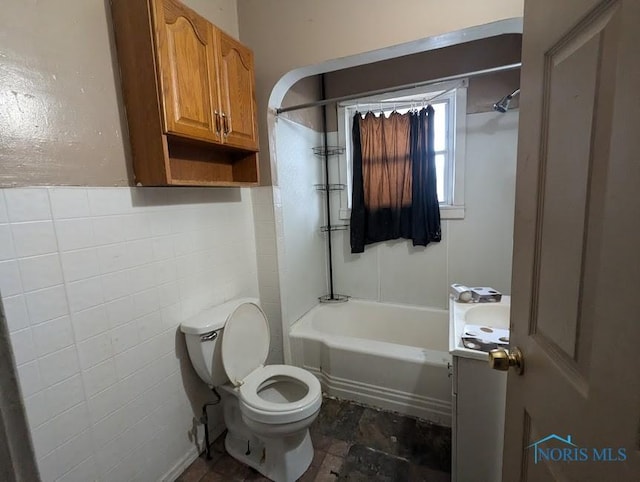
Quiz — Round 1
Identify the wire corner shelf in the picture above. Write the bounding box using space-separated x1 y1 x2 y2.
320 224 349 233
312 146 345 157
314 183 346 192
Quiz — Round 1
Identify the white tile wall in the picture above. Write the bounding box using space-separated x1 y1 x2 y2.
0 225 16 261
19 254 64 292
5 188 52 222
12 221 58 258
0 186 259 482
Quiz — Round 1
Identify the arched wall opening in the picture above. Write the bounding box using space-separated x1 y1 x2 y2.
257 19 523 363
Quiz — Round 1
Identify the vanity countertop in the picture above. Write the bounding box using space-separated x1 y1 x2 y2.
448 295 511 361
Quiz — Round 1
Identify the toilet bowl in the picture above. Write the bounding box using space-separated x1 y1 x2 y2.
180 298 322 482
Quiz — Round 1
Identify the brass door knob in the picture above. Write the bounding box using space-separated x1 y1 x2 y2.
489 347 524 375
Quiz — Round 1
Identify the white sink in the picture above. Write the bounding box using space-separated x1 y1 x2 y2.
463 304 510 329
449 296 511 361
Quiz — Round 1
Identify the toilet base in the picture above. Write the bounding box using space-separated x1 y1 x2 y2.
224 430 265 473
225 429 314 482
219 384 315 482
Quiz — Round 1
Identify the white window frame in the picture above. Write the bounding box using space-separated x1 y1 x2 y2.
336 80 467 220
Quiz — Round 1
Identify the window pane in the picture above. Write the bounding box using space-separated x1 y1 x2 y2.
433 102 447 152
435 153 445 203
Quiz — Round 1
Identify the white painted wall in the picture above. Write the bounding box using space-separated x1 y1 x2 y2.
0 187 259 482
274 119 327 333
331 110 519 309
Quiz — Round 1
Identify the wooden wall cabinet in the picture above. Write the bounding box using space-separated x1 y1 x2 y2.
217 31 259 151
111 0 259 186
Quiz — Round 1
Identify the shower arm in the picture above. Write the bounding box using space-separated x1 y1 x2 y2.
507 88 521 99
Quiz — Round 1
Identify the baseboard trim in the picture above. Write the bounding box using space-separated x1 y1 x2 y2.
306 367 452 427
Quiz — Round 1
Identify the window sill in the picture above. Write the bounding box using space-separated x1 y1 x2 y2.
439 205 465 219
338 205 465 221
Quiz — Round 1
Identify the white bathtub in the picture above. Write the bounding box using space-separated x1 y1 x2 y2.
289 300 452 426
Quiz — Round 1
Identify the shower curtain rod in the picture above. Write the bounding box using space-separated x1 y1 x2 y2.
276 62 522 114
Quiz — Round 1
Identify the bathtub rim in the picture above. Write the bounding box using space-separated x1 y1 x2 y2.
290 298 452 367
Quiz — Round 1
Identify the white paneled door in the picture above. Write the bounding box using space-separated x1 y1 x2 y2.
503 0 640 480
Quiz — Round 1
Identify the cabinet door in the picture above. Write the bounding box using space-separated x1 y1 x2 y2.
153 0 221 142
216 29 258 150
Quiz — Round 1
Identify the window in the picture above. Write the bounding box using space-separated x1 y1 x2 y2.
337 80 467 219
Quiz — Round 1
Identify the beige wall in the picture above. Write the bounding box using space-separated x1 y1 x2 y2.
283 34 521 132
280 76 323 131
0 0 523 187
323 35 521 99
0 0 239 187
185 0 239 38
237 0 524 183
323 34 522 130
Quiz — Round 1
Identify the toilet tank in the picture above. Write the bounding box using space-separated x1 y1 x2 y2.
180 298 259 387
184 329 227 387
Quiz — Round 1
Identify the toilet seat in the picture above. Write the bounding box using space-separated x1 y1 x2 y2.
220 301 322 425
239 365 322 424
221 302 270 387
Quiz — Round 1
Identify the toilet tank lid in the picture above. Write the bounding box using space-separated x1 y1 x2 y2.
180 298 260 335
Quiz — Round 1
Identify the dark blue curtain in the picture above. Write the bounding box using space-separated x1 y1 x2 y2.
350 106 441 253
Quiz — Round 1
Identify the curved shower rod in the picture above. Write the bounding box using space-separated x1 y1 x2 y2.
276 62 522 115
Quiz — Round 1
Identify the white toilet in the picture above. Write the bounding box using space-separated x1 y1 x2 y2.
180 298 322 482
